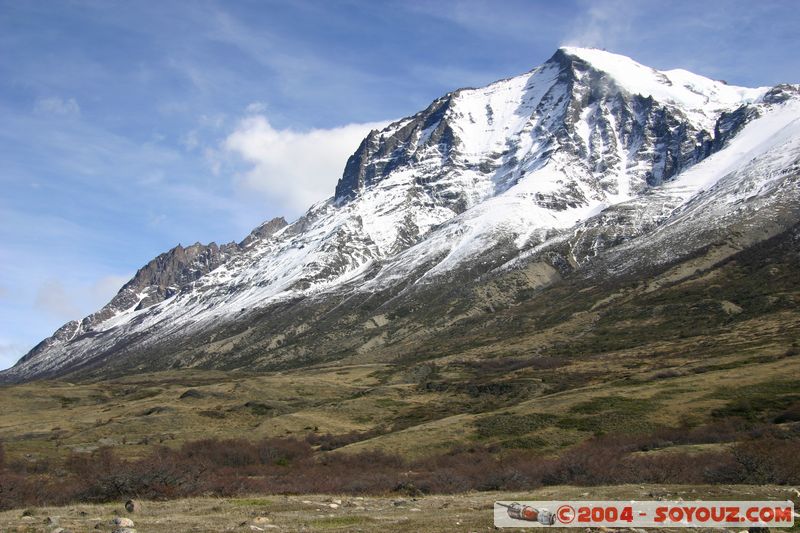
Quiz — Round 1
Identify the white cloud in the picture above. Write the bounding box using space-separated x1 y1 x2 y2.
89 275 131 307
147 212 168 227
35 280 81 320
180 129 200 151
34 274 131 322
34 96 81 116
245 101 267 114
562 0 639 49
223 115 391 214
0 339 30 371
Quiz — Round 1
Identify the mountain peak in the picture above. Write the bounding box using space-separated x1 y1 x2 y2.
240 216 288 247
553 47 766 121
557 46 634 63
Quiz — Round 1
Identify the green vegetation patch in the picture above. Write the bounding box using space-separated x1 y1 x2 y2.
474 412 558 439
111 387 163 401
374 398 405 408
56 395 80 408
711 396 800 421
230 497 273 507
706 379 800 422
499 435 549 449
245 401 273 416
569 395 657 414
198 410 226 419
309 515 377 528
706 379 800 400
552 395 661 435
556 412 656 435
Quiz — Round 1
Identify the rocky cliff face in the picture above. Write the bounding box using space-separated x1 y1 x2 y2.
335 48 754 208
4 48 799 382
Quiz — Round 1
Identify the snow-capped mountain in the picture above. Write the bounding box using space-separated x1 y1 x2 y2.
4 48 799 382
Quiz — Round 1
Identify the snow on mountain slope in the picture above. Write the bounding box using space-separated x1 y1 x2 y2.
560 47 765 128
657 97 799 203
363 91 800 287
3 48 795 382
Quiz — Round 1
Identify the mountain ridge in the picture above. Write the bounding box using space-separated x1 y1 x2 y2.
3 47 798 383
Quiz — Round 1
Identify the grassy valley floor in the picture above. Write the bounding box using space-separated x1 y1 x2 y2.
1 484 798 533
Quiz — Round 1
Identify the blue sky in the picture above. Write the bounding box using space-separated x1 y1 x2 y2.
1 0 798 370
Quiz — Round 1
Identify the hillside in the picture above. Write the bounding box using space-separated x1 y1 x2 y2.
1 222 797 460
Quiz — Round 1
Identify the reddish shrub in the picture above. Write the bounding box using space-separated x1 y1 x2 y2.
181 438 260 468
1 429 798 511
706 437 800 484
305 429 382 450
257 437 312 465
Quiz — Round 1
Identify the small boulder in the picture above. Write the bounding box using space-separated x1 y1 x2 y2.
112 517 135 527
253 516 271 524
179 388 205 399
45 516 59 525
125 500 139 513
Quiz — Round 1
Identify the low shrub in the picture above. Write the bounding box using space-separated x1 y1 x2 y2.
1 425 799 511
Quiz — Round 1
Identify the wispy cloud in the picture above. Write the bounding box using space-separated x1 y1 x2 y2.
223 114 390 214
245 101 267 114
407 0 563 43
34 96 81 116
561 0 640 49
34 275 130 322
34 280 81 320
0 339 30 371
